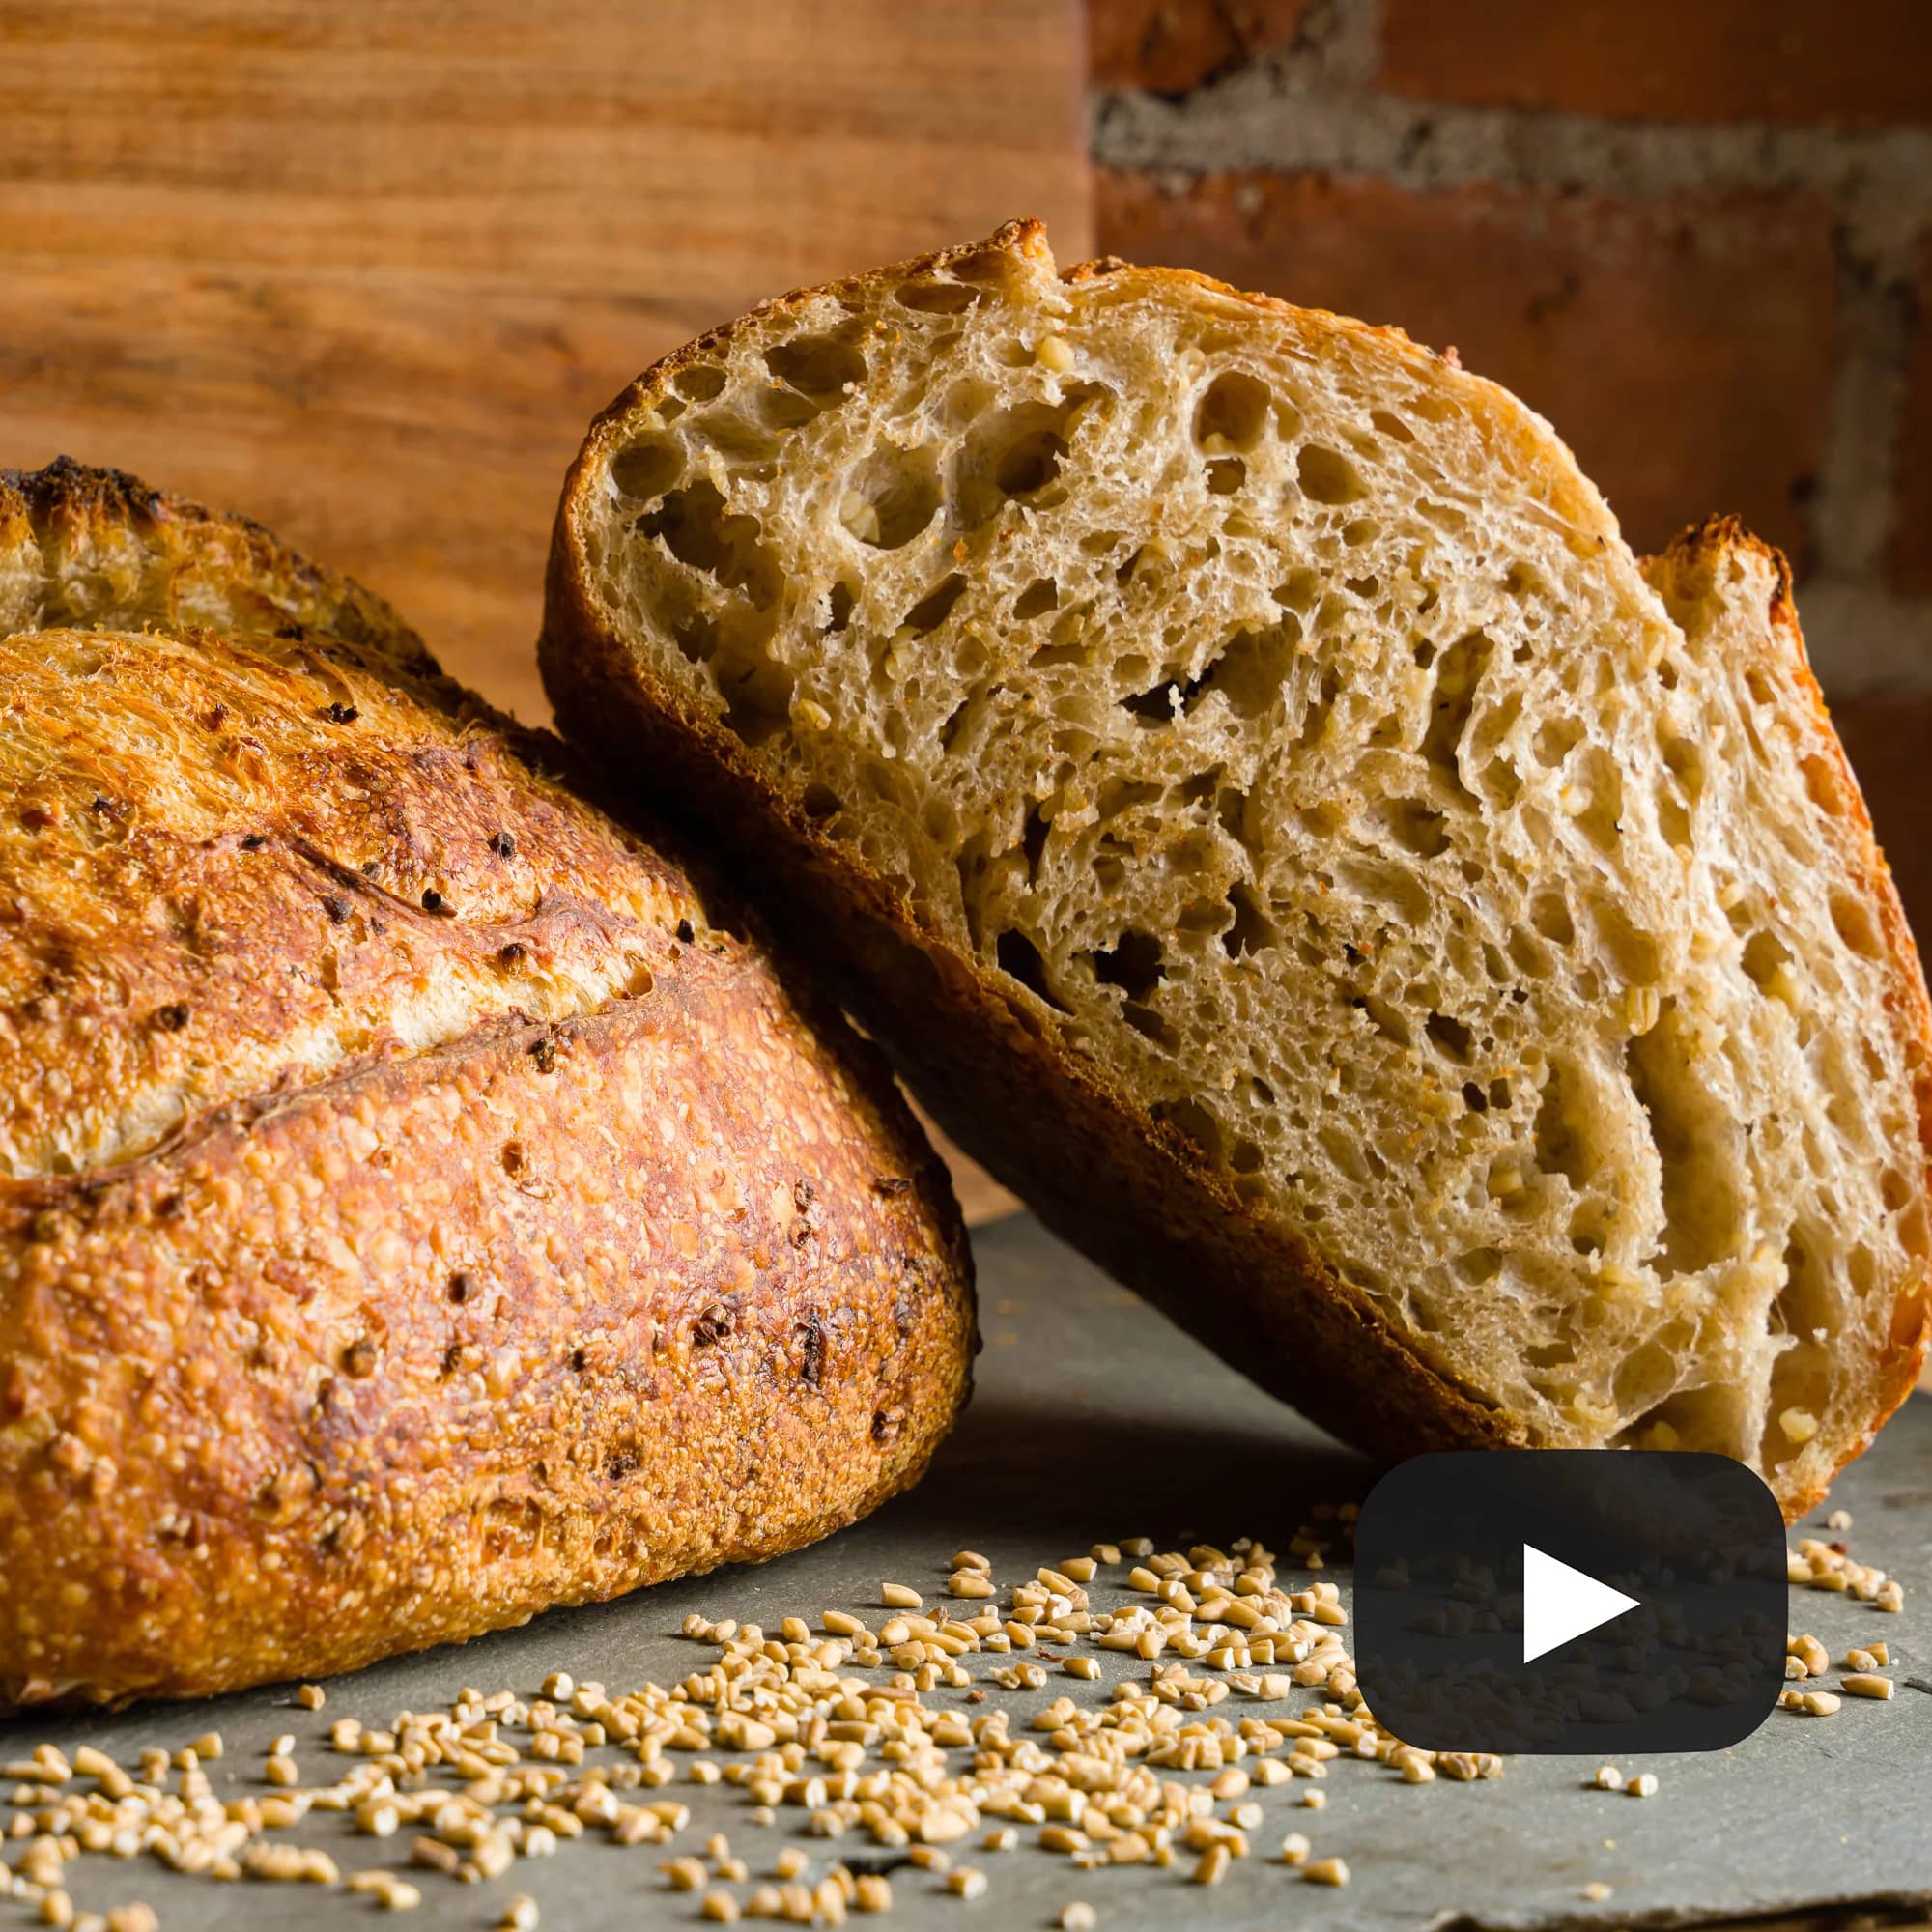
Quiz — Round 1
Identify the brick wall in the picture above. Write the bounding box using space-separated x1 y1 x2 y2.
1090 0 1932 931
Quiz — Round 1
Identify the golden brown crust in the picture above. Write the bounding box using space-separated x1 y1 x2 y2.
1 454 436 682
0 974 970 1704
0 622 696 1179
0 462 973 1704
1642 518 1932 1515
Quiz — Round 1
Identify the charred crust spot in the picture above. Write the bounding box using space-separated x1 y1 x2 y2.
529 1037 558 1074
500 1142 527 1178
239 833 268 850
151 1002 191 1033
871 1406 905 1445
17 804 54 831
447 1272 473 1304
872 1176 912 1198
498 941 529 968
569 1347 588 1374
789 1218 814 1249
203 704 229 730
252 1473 295 1520
692 1301 734 1347
676 918 696 945
322 895 351 924
489 830 517 859
440 1343 465 1377
320 1500 368 1558
606 1451 638 1482
421 888 452 915
799 1313 826 1387
155 1192 184 1221
314 1377 340 1416
793 1179 816 1210
322 702 359 724
341 1336 378 1379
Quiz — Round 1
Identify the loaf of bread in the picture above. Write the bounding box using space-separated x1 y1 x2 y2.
542 221 1932 1520
0 458 973 1706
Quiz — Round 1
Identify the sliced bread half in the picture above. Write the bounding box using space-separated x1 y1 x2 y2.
542 220 1932 1518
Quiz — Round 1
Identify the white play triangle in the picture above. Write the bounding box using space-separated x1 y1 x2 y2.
1520 1544 1640 1664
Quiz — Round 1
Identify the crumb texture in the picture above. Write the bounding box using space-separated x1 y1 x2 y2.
557 223 1931 1507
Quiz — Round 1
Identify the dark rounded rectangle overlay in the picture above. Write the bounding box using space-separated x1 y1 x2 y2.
1354 1451 1786 1754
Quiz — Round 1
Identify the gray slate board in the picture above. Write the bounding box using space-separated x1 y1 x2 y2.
4 1212 1929 1930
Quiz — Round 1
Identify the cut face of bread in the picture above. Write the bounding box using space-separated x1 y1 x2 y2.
545 220 1932 1515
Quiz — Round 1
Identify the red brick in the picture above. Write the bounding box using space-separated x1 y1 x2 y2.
1893 251 1932 596
1833 695 1932 947
1090 0 1309 94
1379 0 1932 129
1096 169 1836 563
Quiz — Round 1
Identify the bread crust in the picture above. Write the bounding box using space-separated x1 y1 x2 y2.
1642 517 1932 1505
2 454 437 682
0 462 973 1705
542 228 1929 1521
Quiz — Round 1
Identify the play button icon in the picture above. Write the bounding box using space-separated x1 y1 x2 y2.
1354 1451 1786 1754
1520 1544 1639 1663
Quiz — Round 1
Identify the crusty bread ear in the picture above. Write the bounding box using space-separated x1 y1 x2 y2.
543 219 1932 1518
1 454 434 675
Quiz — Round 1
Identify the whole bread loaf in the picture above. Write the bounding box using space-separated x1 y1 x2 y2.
0 458 973 1706
542 221 1931 1520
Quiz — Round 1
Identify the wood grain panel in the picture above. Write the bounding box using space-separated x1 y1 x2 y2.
0 0 1093 720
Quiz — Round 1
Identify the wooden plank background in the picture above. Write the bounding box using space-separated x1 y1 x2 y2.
0 0 1093 724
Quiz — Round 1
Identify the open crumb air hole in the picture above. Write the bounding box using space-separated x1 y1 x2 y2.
995 929 1067 1012
896 279 980 314
954 388 1106 527
1297 444 1368 505
843 446 942 550
639 480 776 604
1194 370 1271 451
1091 929 1164 1004
902 575 967 635
611 440 681 503
764 328 868 403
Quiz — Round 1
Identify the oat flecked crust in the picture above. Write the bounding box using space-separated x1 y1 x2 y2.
0 459 974 1707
